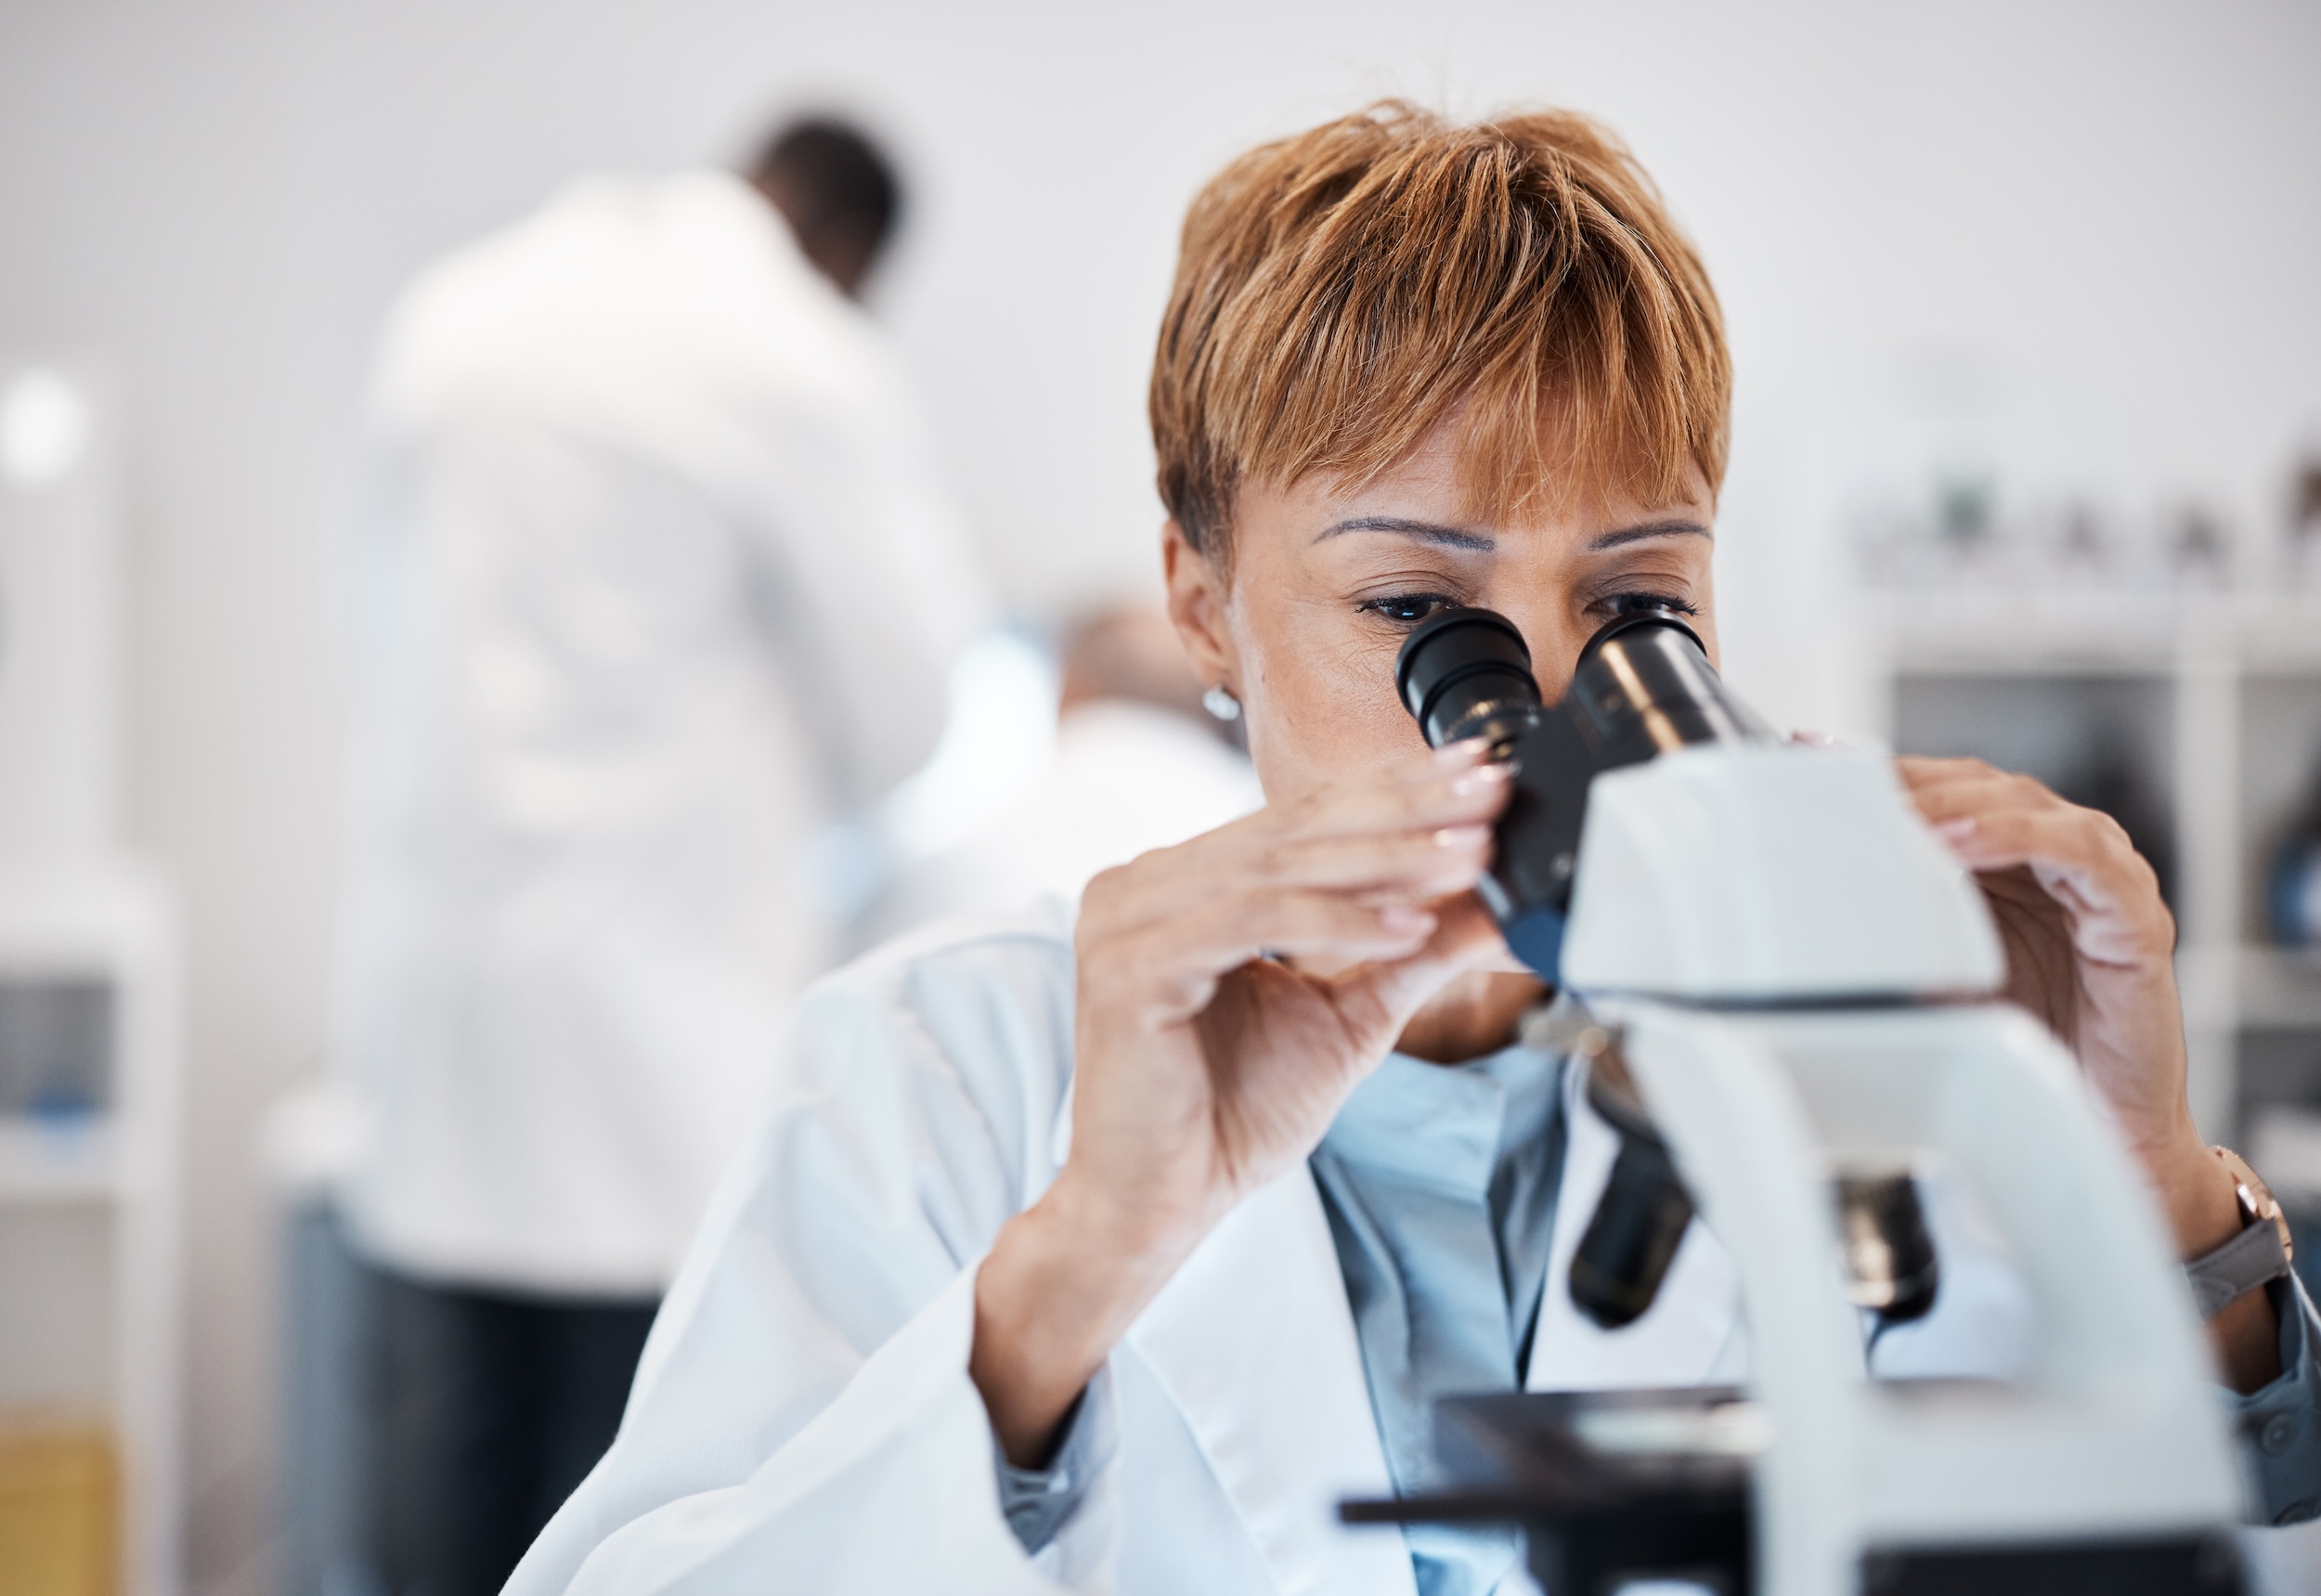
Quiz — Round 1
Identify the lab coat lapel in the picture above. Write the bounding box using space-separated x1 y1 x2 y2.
1127 1164 1417 1596
1525 1058 1747 1392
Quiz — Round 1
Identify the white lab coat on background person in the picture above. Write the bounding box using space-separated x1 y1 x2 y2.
505 902 2047 1596
331 167 989 1296
866 698 1264 941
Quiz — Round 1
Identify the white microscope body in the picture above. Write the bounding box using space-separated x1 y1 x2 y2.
1558 743 2244 1594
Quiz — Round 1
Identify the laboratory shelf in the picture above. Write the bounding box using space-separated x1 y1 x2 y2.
1865 591 2199 678
1849 589 2321 1145
0 1119 117 1205
0 864 180 1596
2228 947 2321 1032
0 359 181 1595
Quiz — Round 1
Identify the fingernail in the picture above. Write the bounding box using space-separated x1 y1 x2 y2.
1451 764 1511 796
1934 816 1977 841
1433 824 1490 850
1433 741 1485 766
1381 906 1436 936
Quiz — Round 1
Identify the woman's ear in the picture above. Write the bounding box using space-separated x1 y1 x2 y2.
1161 521 1237 693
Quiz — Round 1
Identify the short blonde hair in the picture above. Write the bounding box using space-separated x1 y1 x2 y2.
1150 101 1731 560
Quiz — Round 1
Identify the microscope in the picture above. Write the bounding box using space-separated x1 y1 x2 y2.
1342 608 2246 1594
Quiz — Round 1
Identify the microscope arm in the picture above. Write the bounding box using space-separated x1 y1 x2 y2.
1560 743 2246 1595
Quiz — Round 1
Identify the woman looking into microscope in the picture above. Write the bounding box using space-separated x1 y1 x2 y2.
508 103 2320 1596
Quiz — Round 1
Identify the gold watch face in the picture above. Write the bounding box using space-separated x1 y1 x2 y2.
2214 1146 2294 1264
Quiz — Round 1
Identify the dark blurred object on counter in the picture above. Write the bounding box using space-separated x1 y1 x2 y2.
2270 758 2321 948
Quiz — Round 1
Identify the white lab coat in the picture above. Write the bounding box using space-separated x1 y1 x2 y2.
865 700 1265 942
331 170 987 1294
507 901 2034 1595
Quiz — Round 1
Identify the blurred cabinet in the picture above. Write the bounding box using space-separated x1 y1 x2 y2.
0 362 177 1596
0 1421 119 1596
1849 590 2321 1147
0 867 178 1596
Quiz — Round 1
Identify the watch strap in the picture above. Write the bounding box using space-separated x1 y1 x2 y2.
2185 1214 2292 1319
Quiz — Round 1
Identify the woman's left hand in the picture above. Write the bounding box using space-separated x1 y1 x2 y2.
1897 756 2281 1390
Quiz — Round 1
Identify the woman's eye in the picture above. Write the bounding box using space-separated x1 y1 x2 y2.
1358 592 1457 626
1601 590 1701 619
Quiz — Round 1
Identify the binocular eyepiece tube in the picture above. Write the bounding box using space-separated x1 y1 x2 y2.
1394 607 1542 753
1393 604 1766 980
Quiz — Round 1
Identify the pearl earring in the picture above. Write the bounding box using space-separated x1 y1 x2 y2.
1201 684 1242 721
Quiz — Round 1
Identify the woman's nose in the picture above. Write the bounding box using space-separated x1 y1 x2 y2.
1487 604 1584 704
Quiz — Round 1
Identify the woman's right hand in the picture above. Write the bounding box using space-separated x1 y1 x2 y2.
971 740 1513 1464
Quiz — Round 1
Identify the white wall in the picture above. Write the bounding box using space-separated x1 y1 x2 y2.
0 2 2315 1590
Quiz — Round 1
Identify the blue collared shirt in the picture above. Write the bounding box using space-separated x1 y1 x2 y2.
1306 1044 1566 1596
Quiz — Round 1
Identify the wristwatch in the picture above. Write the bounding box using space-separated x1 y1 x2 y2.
2185 1147 2295 1320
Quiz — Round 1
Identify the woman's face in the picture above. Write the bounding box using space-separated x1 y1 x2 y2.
1165 424 1718 800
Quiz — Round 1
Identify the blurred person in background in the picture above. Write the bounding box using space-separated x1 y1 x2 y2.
866 601 1262 935
326 114 987 1596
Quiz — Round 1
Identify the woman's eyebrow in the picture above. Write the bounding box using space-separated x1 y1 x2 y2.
1314 516 1496 551
1588 518 1712 551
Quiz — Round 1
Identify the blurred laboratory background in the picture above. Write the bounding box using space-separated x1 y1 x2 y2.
0 2 2317 1594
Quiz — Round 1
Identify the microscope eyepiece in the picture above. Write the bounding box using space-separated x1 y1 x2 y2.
1569 611 1760 753
1394 607 1543 752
